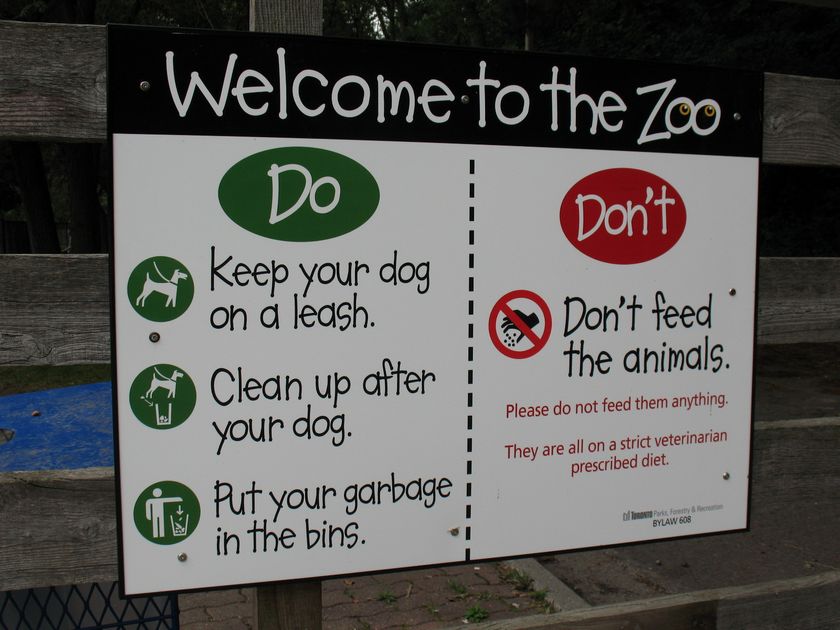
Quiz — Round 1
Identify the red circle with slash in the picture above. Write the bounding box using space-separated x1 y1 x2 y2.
489 289 552 359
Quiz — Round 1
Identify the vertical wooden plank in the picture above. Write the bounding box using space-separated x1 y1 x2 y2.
249 2 323 629
250 0 322 35
256 582 323 630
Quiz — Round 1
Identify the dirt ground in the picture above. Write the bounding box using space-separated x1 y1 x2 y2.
179 561 555 629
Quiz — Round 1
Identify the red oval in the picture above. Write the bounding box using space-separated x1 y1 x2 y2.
560 168 686 264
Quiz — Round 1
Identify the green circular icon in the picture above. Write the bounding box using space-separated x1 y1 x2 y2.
133 480 200 545
127 256 194 322
129 364 196 430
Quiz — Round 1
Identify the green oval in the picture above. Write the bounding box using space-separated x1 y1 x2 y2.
218 147 379 241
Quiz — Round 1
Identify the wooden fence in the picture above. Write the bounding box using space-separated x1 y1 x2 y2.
1 15 839 630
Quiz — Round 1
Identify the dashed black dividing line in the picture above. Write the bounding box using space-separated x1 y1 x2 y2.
466 158 475 562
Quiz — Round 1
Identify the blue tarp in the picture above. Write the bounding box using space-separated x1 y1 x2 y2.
0 382 113 472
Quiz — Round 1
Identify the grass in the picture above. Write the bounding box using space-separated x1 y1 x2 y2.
424 604 441 620
447 579 469 598
531 589 553 613
499 566 534 592
377 590 397 604
498 565 555 614
464 605 489 623
0 365 111 396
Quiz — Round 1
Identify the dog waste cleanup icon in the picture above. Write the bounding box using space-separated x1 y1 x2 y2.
129 364 196 430
133 481 200 545
127 256 194 321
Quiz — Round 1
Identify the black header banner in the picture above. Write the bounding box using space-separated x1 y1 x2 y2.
108 25 762 157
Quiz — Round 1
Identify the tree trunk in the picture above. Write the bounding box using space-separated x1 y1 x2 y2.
10 142 59 253
250 0 322 35
462 0 486 48
64 143 102 253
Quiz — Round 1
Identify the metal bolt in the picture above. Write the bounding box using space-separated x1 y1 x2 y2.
149 332 161 343
723 472 730 480
139 80 151 92
733 112 742 121
729 288 737 296
178 552 188 562
460 95 470 105
448 527 460 537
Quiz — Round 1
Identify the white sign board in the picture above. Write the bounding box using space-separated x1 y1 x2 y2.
109 26 762 595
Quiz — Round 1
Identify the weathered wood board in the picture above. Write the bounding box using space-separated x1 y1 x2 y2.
0 254 110 365
757 257 840 344
0 467 117 590
764 72 840 167
0 21 105 142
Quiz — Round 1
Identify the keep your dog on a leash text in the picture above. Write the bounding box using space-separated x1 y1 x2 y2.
209 245 429 332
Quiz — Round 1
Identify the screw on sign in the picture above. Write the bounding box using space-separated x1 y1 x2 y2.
489 290 552 359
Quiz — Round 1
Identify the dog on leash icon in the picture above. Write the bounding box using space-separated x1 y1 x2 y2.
127 256 194 322
136 261 189 309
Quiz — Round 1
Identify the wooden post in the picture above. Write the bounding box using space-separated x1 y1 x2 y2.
249 4 323 630
250 0 322 34
256 581 322 630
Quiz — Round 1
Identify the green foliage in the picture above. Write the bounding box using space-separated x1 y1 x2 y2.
447 578 468 597
499 566 534 592
531 588 553 612
2 0 246 27
464 605 489 623
377 590 398 604
324 0 380 38
95 0 248 30
424 603 441 619
322 0 840 79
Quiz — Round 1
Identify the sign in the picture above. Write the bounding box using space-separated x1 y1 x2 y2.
109 25 762 596
489 290 553 359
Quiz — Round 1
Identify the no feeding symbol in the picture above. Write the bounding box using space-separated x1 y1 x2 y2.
489 290 552 359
